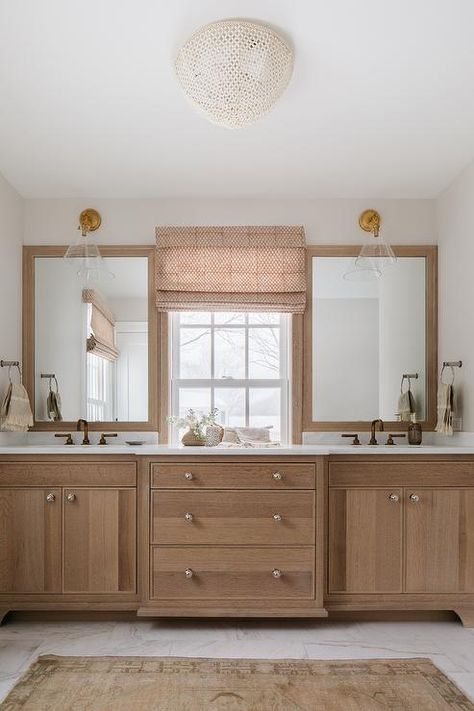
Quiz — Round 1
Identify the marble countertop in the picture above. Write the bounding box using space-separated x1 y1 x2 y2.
1 443 474 455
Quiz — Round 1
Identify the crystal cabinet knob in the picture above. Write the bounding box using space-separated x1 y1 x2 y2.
184 512 194 522
272 568 282 578
45 493 56 503
184 568 194 579
409 494 420 503
273 513 282 522
184 472 194 480
388 493 399 503
272 471 283 481
66 493 76 503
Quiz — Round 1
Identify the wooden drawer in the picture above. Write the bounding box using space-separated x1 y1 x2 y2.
329 461 474 488
0 462 137 487
151 546 315 600
151 490 315 545
151 463 315 489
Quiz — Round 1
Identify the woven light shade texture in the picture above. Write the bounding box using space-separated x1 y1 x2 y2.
175 20 293 128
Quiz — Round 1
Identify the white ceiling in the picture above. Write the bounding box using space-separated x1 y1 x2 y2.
1 0 474 199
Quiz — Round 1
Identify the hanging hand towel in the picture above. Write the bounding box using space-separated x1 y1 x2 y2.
47 378 63 421
398 389 416 422
1 383 34 431
47 390 62 421
435 382 454 435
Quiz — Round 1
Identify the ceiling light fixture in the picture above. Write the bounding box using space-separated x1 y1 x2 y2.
175 19 293 129
343 209 397 281
64 209 114 282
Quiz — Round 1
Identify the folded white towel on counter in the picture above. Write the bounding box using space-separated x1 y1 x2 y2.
222 426 273 444
435 382 454 435
219 425 279 447
217 441 280 448
1 383 34 432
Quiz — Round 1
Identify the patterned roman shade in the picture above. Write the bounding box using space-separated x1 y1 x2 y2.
155 226 306 312
82 289 119 361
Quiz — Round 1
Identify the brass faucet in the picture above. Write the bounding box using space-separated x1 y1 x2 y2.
369 419 384 445
76 418 90 445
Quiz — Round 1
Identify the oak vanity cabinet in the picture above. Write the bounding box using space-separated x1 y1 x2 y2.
142 458 326 618
328 460 474 601
0 459 137 609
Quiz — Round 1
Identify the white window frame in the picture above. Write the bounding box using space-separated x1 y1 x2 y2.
169 312 289 443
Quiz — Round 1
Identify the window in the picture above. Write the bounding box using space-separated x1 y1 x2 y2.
170 312 289 442
86 352 114 421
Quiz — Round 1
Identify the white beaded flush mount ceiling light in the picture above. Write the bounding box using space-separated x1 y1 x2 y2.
175 19 294 129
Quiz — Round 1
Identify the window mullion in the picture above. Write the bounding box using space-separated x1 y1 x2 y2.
245 313 249 426
210 313 215 411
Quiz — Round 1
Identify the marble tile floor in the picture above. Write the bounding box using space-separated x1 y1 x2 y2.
1 616 474 703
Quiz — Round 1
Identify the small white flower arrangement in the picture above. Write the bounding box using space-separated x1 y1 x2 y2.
167 407 219 442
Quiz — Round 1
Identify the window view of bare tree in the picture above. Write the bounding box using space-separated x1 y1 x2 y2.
172 312 287 441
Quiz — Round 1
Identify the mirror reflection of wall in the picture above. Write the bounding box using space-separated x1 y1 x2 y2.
312 256 426 422
34 256 148 422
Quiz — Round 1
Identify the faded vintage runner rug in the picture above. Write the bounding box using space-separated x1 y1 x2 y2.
1 655 472 710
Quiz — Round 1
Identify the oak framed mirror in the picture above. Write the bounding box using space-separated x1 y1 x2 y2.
23 245 160 431
303 246 438 432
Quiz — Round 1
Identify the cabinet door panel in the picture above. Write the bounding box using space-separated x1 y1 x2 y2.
0 488 61 593
329 488 403 593
405 488 474 593
63 488 136 593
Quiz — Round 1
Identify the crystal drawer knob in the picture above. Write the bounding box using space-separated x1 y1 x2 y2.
272 471 282 481
66 493 76 503
272 568 282 578
184 512 194 522
45 493 55 503
273 513 282 521
184 472 193 480
184 568 194 579
409 494 420 503
388 493 399 503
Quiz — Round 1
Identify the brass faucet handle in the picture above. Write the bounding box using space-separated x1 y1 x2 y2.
55 433 73 445
99 433 118 445
341 434 361 446
386 433 407 446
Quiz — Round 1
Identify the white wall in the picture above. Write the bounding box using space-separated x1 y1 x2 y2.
34 258 84 420
437 159 474 430
0 172 23 398
314 298 379 420
23 198 436 246
378 258 426 421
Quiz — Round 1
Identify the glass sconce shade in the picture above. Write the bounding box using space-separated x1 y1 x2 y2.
64 209 114 282
343 262 382 281
64 233 114 283
355 236 397 271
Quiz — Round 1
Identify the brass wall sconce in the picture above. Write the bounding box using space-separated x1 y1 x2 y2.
78 208 102 236
358 209 381 237
343 209 397 281
64 208 113 281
